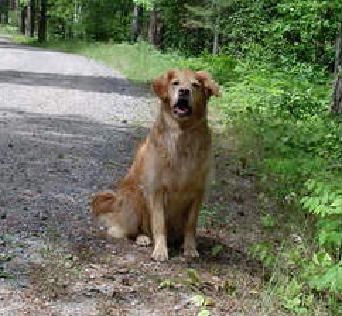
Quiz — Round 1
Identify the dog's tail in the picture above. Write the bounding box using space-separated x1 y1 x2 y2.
90 190 116 217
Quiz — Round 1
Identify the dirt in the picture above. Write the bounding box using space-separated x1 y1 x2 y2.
0 36 283 315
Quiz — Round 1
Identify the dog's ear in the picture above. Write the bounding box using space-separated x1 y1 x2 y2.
195 71 220 98
152 70 176 100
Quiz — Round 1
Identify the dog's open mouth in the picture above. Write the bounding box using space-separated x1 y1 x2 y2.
173 98 192 117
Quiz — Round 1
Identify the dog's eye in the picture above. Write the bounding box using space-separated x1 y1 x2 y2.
192 82 200 88
172 80 180 86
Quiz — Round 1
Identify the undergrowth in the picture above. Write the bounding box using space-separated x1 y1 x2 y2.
221 60 342 314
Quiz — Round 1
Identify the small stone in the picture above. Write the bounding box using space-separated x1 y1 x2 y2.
121 277 132 286
40 213 48 221
84 288 100 297
117 268 129 274
65 261 73 269
65 254 73 260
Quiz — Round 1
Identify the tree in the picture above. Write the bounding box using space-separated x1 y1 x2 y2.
147 7 162 46
132 0 162 46
131 3 143 42
28 0 35 37
38 0 47 42
185 0 233 55
20 4 27 34
332 24 342 114
0 0 9 24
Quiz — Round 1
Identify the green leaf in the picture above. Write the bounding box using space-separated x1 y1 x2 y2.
211 244 224 257
158 279 175 290
187 268 200 284
192 294 205 307
198 309 210 316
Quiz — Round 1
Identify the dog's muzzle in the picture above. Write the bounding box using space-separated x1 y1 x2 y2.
173 89 192 117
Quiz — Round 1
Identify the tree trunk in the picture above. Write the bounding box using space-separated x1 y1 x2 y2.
0 8 8 24
332 24 342 114
131 4 142 42
148 9 162 46
0 0 8 24
20 6 27 34
29 0 35 37
38 0 47 42
212 16 220 55
4 10 8 24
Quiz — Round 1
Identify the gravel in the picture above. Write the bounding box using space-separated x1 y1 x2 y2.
0 37 154 315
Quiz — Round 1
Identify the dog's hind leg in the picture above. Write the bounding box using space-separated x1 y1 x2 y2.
91 190 140 239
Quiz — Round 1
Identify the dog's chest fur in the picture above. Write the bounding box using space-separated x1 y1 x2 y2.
163 129 210 187
143 121 211 198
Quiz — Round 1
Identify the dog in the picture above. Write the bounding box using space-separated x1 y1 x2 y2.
91 69 219 261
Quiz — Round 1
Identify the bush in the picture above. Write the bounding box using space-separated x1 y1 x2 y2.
180 54 238 84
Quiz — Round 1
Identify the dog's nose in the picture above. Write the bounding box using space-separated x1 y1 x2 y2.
179 88 190 97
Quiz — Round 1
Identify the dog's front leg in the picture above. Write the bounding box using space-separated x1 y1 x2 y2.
184 194 203 258
149 191 168 261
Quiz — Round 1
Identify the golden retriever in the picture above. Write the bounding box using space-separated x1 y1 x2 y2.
91 69 219 261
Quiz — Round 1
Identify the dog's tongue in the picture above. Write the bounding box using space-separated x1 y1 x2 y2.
175 107 187 114
175 99 190 114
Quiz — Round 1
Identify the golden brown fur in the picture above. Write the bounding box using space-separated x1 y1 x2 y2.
91 69 219 261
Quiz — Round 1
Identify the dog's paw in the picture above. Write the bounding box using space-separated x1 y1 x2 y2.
136 235 152 247
151 245 168 262
184 248 199 259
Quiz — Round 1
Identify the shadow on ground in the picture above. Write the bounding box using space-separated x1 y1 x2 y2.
0 107 146 240
0 70 148 96
0 41 44 51
0 107 267 315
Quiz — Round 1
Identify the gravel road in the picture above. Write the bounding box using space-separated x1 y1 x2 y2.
0 36 157 315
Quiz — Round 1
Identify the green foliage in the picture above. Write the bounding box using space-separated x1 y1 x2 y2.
0 0 8 13
180 54 237 84
223 0 342 69
211 244 224 257
216 24 341 312
276 279 312 314
310 263 342 293
133 0 155 10
249 241 276 268
158 278 176 290
302 179 342 254
3 0 342 67
260 214 276 229
197 309 210 316
34 41 179 83
47 0 133 41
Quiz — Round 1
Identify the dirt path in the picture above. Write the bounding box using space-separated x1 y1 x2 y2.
0 37 276 315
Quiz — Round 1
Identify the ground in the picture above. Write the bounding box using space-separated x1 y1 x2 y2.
0 36 282 315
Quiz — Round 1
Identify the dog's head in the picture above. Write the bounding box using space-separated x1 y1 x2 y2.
152 69 220 122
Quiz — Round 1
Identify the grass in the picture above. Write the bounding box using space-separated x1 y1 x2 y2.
0 24 35 43
36 40 181 84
